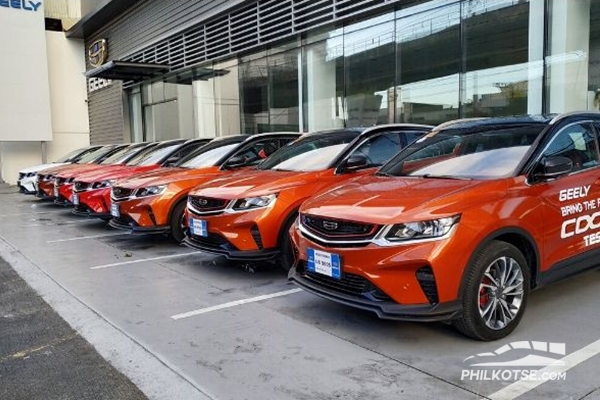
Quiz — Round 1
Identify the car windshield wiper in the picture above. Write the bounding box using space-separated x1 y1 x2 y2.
419 174 473 180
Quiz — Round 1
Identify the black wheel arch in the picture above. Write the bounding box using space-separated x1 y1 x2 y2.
458 227 541 297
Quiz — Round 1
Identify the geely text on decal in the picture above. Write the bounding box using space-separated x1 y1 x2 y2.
289 113 600 341
0 0 42 11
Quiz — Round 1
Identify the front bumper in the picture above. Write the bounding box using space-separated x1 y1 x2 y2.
289 266 461 322
71 204 112 219
182 234 280 261
18 177 37 194
109 216 170 235
54 183 74 206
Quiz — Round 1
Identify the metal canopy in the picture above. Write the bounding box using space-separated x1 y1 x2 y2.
84 60 170 80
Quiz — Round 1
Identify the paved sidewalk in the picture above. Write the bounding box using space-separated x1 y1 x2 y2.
0 256 147 400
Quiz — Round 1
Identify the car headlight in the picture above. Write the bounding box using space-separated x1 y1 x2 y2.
384 215 460 242
27 172 36 177
42 174 55 181
91 179 116 189
135 185 167 197
232 194 277 211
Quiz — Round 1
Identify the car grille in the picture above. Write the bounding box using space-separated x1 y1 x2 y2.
189 233 237 251
301 214 378 239
298 262 392 301
19 173 26 180
112 187 134 200
74 181 90 192
189 196 229 212
55 177 66 186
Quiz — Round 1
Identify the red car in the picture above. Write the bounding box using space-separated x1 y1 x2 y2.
71 139 210 219
52 142 156 205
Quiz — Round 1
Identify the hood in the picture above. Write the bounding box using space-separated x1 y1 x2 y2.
190 169 323 200
38 163 105 177
117 166 220 189
74 165 159 183
300 175 507 225
19 162 68 174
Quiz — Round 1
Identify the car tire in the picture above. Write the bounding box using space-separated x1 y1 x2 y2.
279 211 298 272
169 201 187 244
454 240 530 341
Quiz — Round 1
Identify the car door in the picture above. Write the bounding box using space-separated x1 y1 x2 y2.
536 121 600 271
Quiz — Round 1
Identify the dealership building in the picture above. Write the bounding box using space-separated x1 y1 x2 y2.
1 0 600 182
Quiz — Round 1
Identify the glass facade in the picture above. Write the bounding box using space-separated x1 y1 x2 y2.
126 0 600 140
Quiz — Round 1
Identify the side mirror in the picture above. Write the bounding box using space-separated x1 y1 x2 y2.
535 156 572 180
342 154 370 172
223 155 246 169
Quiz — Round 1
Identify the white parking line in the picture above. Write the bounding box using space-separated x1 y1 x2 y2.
47 233 129 243
22 220 95 228
90 251 204 270
488 338 600 400
171 288 303 320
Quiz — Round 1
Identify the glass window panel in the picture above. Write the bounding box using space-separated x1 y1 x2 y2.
269 49 300 132
462 0 530 117
396 2 460 125
343 14 396 127
239 55 269 134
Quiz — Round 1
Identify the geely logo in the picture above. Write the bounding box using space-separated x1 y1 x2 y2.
199 199 208 206
88 39 108 68
322 220 338 231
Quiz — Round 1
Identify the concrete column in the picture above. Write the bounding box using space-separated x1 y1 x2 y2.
306 43 341 131
193 80 217 138
547 0 591 113
528 0 545 114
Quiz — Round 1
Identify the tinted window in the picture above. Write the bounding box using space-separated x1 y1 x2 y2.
54 147 91 163
230 137 296 166
78 147 117 164
541 123 600 172
349 132 403 167
379 125 546 179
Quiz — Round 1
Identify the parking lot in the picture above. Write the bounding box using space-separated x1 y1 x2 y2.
1 188 599 400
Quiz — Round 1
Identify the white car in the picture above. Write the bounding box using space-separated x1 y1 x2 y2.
17 146 101 194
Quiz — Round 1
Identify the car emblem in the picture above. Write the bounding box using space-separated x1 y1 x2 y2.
199 199 208 206
88 39 108 68
322 220 338 231
114 188 121 196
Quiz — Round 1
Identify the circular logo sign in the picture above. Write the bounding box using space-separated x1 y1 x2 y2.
88 39 107 68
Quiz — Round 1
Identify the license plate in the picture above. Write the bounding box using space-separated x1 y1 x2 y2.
190 218 208 237
307 248 342 280
110 202 120 218
53 187 59 197
72 193 79 205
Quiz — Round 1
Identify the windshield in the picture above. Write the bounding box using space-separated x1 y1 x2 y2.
100 145 138 165
54 147 88 163
258 133 357 172
78 147 115 164
179 143 239 169
127 143 182 166
378 125 546 180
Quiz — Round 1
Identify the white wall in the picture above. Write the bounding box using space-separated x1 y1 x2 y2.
0 29 90 184
0 1 52 142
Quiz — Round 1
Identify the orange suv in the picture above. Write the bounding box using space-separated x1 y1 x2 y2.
289 113 600 341
184 124 432 269
109 133 300 242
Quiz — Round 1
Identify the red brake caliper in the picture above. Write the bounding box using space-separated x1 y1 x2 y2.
480 276 491 308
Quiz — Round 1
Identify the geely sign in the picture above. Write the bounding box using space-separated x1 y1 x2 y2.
0 0 42 11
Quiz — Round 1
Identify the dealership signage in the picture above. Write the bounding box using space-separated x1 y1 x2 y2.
88 78 113 93
0 0 42 11
89 39 108 68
